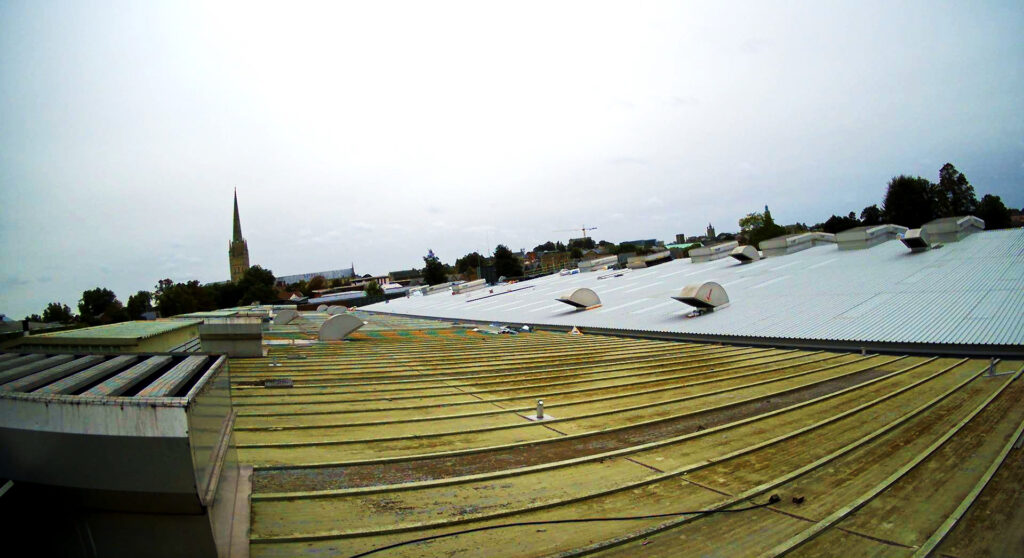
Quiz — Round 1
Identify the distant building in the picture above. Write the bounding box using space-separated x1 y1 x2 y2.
276 266 356 286
1011 208 1024 227
388 269 423 286
621 239 659 248
228 189 250 282
706 223 716 238
675 233 686 244
540 251 572 270
666 242 701 259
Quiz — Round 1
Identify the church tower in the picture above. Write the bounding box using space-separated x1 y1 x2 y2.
229 189 250 282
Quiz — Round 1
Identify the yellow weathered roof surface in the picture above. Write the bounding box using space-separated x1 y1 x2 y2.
232 315 1024 557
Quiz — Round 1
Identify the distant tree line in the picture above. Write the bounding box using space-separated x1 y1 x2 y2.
25 265 279 325
816 163 1013 233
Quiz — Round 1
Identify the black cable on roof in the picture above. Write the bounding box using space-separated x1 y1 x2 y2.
347 494 782 558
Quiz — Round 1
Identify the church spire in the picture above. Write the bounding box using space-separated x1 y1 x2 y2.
229 189 251 282
233 188 244 242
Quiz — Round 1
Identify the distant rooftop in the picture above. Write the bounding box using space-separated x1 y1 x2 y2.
367 228 1024 350
276 267 355 284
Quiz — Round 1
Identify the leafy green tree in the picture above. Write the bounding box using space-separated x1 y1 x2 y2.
822 212 861 234
307 275 327 293
738 212 765 232
883 175 935 228
618 242 637 254
206 281 242 309
933 163 977 217
285 279 308 296
533 241 557 252
570 247 584 258
155 280 215 317
364 281 384 297
493 245 523 278
78 288 128 325
860 204 883 225
568 237 596 250
42 302 75 324
976 194 1012 229
125 291 153 320
422 250 448 285
455 252 485 274
555 241 566 252
24 313 43 322
237 266 277 305
154 278 174 298
740 205 788 248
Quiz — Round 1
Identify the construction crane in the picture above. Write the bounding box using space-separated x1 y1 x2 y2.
556 225 598 240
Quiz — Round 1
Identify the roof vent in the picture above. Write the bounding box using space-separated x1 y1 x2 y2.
900 228 931 252
690 241 739 263
626 250 672 269
452 279 486 295
326 306 346 315
672 282 729 315
836 224 909 250
920 215 984 243
272 308 300 325
760 232 836 258
318 314 365 341
579 255 618 272
316 304 328 312
730 245 760 263
556 288 602 310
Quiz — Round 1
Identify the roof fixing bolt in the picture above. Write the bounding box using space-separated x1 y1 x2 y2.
537 399 544 420
987 358 995 377
860 347 866 356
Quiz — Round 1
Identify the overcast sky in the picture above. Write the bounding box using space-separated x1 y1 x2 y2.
1 1 1022 319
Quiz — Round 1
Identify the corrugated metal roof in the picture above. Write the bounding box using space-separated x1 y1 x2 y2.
233 326 1024 556
367 229 1024 346
0 351 222 400
29 319 202 342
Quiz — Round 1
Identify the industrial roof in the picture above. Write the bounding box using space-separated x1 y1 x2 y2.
24 319 202 344
262 309 458 343
366 229 1024 349
0 351 222 401
230 323 1024 557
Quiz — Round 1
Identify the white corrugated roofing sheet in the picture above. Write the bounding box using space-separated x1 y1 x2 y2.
367 229 1024 346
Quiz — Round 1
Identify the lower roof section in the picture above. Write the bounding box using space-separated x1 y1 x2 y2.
235 327 1024 557
366 229 1024 350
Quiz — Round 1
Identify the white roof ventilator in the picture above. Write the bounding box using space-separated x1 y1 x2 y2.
672 282 730 316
